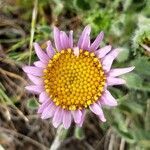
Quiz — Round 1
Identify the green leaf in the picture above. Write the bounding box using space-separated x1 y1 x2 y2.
113 122 135 143
0 88 13 105
74 126 85 140
116 47 129 62
131 57 150 76
27 98 39 109
37 25 51 35
132 129 150 147
113 112 128 132
122 73 143 89
75 0 90 10
138 140 150 148
120 101 143 114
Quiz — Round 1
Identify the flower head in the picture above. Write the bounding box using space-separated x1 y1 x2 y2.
23 25 134 129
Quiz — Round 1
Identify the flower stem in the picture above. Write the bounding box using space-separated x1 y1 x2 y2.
50 125 67 150
28 0 38 65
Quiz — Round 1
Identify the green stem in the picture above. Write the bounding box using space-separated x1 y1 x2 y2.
28 0 38 65
50 125 67 150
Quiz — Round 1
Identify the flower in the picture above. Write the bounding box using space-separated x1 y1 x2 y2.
23 25 134 129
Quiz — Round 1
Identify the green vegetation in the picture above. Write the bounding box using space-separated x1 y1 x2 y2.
0 0 149 149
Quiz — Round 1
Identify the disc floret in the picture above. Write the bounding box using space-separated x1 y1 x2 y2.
43 49 106 110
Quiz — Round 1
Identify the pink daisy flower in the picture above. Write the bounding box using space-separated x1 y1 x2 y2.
23 25 134 129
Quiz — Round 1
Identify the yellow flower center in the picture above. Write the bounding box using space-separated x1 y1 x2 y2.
43 49 106 110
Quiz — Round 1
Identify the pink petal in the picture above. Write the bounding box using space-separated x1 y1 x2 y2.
25 85 44 94
39 92 49 103
98 111 106 122
102 48 121 72
109 66 135 77
107 77 126 86
100 90 118 106
60 31 69 49
27 74 43 85
52 107 63 128
53 26 62 51
80 34 90 50
89 103 102 115
90 31 104 51
72 110 82 124
41 102 56 119
77 25 91 49
23 66 43 76
77 110 86 127
46 40 55 58
95 45 112 58
89 103 106 122
33 43 49 63
69 30 73 48
34 61 47 68
38 99 50 113
63 110 72 129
